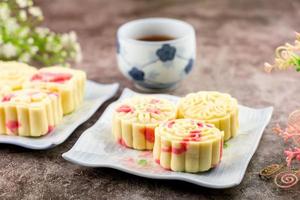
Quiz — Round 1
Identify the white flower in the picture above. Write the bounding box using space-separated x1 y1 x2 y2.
45 39 62 52
18 27 30 38
16 0 27 8
18 53 31 62
69 31 77 43
75 52 82 63
0 4 11 21
16 0 33 8
19 10 27 21
74 43 82 63
28 6 43 19
61 51 67 57
35 27 49 37
5 19 19 33
30 46 39 54
27 37 34 44
61 31 78 48
0 2 82 65
61 33 70 46
74 43 81 52
0 43 18 58
16 0 29 8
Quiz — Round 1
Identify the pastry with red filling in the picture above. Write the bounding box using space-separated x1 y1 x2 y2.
0 61 37 95
0 89 63 137
24 66 86 115
153 119 224 172
112 95 177 150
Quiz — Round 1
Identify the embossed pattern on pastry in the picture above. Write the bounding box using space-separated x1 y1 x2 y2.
24 66 86 115
177 91 239 141
0 89 63 137
153 119 224 172
112 96 177 150
0 61 37 95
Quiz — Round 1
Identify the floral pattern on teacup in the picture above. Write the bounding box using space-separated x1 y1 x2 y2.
129 67 145 81
184 58 194 74
117 42 195 89
156 44 176 62
116 39 121 54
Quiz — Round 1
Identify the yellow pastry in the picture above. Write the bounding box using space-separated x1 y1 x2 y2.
24 66 86 115
112 95 177 150
153 119 224 172
0 89 63 137
0 61 37 94
177 91 239 141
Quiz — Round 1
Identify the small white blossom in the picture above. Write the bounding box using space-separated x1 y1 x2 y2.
27 37 34 44
28 6 43 19
74 43 81 52
35 27 49 37
47 35 54 43
69 31 77 43
0 1 82 65
1 43 18 58
16 0 32 8
18 27 30 38
16 0 27 8
19 10 27 21
29 46 38 54
74 43 82 63
18 53 31 62
5 19 19 33
45 40 62 52
0 4 11 20
61 31 78 47
76 52 83 63
61 33 70 46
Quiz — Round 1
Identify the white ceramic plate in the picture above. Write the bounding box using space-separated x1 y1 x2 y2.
0 81 119 150
63 88 273 188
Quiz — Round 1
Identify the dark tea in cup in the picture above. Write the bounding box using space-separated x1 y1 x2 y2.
136 35 176 42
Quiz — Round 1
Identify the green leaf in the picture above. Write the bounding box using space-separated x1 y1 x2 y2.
224 142 229 149
137 159 148 166
290 54 300 68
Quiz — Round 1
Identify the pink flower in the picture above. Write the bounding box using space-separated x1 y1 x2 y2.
273 123 300 166
284 148 300 167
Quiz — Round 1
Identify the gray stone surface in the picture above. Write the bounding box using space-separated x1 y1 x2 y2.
1 0 300 199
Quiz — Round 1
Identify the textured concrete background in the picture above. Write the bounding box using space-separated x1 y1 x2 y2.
1 0 300 199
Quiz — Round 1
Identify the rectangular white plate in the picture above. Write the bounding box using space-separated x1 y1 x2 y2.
63 88 273 188
0 80 119 150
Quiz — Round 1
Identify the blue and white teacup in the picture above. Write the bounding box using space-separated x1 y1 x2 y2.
116 18 196 91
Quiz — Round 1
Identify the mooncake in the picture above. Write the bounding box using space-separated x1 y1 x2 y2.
0 89 63 137
24 66 86 115
177 91 239 141
0 61 37 94
153 119 224 172
112 96 177 150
